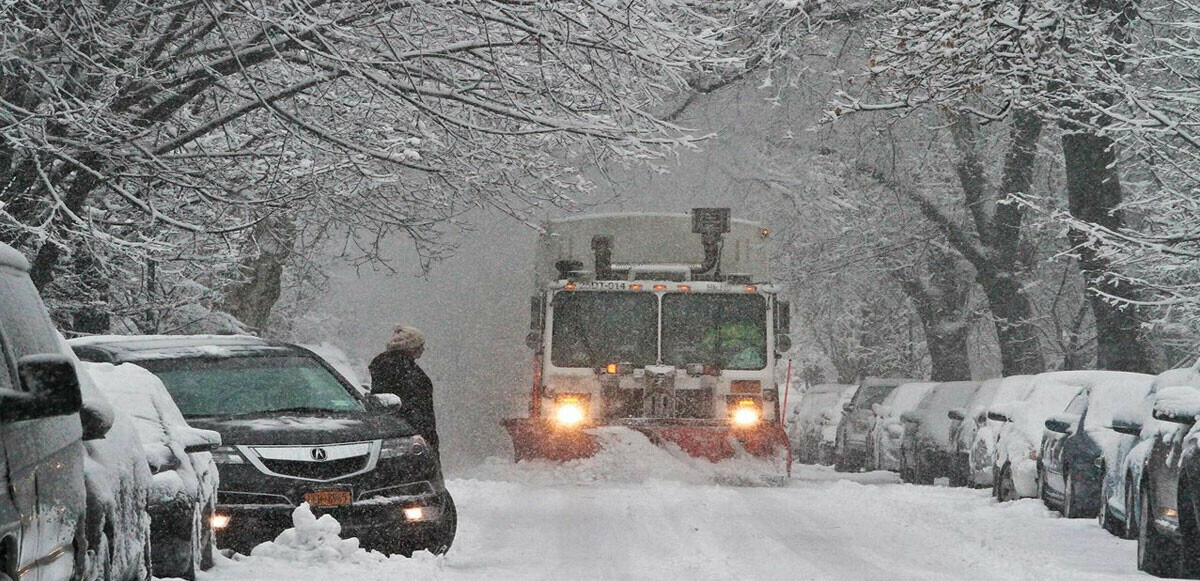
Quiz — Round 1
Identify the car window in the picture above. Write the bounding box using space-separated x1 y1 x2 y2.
856 385 893 407
0 269 60 360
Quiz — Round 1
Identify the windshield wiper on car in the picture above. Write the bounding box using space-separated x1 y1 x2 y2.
262 406 355 415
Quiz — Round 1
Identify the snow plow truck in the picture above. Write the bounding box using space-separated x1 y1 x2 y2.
503 209 793 475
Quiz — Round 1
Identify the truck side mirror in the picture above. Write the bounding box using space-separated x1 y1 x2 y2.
775 334 792 354
2 354 83 423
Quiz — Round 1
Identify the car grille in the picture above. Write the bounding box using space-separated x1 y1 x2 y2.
259 456 369 481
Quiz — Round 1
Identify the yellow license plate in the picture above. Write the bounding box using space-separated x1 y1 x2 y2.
304 490 352 508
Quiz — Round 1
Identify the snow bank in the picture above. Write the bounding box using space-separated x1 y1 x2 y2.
249 503 385 565
467 427 787 486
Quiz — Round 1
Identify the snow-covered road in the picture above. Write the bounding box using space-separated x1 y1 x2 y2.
194 431 1146 581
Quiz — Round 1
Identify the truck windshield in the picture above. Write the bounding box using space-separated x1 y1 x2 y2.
551 291 657 368
661 294 767 370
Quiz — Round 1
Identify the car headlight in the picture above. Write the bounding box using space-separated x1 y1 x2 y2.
211 446 246 465
380 435 429 459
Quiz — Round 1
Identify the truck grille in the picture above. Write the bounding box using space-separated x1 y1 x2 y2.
259 456 369 481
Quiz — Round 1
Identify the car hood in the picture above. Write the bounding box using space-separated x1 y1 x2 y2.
187 411 416 445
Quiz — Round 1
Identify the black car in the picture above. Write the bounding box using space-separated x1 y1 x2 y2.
1134 382 1200 577
898 381 980 485
0 242 89 580
72 335 457 557
833 378 912 472
1036 372 1152 519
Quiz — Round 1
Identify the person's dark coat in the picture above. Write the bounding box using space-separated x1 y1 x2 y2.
369 349 439 453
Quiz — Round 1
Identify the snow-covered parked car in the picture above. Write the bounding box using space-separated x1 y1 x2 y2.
959 375 1034 488
868 381 937 472
787 383 855 464
818 386 859 465
990 371 1130 502
834 378 911 471
73 335 457 557
0 244 91 581
1100 363 1200 552
67 341 154 581
1037 371 1152 519
898 381 980 484
946 377 1001 487
74 353 223 580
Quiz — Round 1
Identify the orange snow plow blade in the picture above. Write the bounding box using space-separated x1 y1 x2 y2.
503 418 791 475
502 418 600 462
633 424 791 466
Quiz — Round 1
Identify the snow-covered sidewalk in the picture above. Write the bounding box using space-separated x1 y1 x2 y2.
193 432 1144 581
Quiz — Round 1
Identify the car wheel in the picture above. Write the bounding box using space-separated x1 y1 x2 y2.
1063 473 1081 518
1037 465 1050 508
1178 491 1200 578
1124 474 1140 540
1137 483 1179 576
998 464 1018 502
425 495 458 555
915 455 934 485
1098 467 1125 537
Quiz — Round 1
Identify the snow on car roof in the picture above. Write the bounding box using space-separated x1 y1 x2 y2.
69 334 294 361
883 382 939 413
861 377 920 388
82 361 182 447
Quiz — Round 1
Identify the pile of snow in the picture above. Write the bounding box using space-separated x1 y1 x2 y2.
250 503 385 565
467 427 787 486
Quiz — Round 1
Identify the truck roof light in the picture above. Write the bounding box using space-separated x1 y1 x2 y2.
630 284 643 291
565 282 576 291
677 285 691 292
745 285 757 293
652 284 667 291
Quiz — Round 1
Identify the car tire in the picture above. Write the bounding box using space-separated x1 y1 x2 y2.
997 463 1018 503
948 455 967 488
1063 473 1082 518
156 502 210 580
1178 491 1200 578
1124 474 1140 540
1037 465 1050 509
425 495 458 555
914 455 934 485
1137 483 1179 577
1098 466 1125 537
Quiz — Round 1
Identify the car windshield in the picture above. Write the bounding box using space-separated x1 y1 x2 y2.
661 293 767 370
856 385 895 408
551 291 657 368
138 355 364 417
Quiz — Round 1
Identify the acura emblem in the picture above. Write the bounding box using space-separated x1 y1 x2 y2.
310 447 328 461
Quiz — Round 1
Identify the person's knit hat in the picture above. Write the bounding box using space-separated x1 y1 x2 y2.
386 325 425 352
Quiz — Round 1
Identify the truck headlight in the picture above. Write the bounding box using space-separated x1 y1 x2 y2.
380 435 429 459
553 393 589 428
211 446 246 465
730 399 762 428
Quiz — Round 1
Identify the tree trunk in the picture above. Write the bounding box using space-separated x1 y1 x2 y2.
979 271 1046 375
224 217 295 333
1061 131 1155 373
893 248 973 381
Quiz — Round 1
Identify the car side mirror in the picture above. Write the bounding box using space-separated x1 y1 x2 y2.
987 410 1010 423
183 428 223 454
775 334 792 354
947 408 965 422
370 393 403 409
842 402 853 412
525 331 542 351
79 402 113 440
1044 413 1076 434
1153 407 1197 425
1 354 83 423
1110 419 1143 436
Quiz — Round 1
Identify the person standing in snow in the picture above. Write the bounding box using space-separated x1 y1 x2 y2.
369 325 441 456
